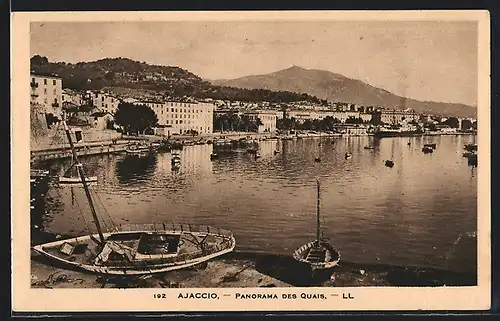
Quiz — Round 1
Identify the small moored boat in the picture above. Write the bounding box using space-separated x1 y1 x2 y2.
422 146 434 153
293 180 340 270
59 175 98 184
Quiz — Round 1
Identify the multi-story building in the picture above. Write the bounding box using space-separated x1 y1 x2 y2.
62 89 84 107
30 73 63 117
90 91 121 114
242 110 277 133
379 109 419 125
283 110 363 123
137 101 214 136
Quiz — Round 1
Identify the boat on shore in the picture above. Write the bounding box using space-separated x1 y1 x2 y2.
293 180 340 270
32 116 236 275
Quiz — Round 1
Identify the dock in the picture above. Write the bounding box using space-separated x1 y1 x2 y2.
31 140 131 162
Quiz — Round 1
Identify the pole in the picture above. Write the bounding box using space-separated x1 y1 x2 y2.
62 116 106 245
316 179 321 246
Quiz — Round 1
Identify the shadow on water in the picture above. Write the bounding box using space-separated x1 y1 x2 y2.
115 153 158 184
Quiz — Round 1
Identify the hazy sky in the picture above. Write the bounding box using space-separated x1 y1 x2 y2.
30 21 478 106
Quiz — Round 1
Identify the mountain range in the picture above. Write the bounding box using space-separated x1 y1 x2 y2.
212 66 477 118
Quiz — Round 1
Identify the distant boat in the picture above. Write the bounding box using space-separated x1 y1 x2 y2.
210 152 218 160
422 146 434 153
293 180 340 270
314 157 321 162
463 143 477 152
171 152 181 166
345 152 353 159
126 143 150 156
254 152 261 159
274 150 280 155
385 160 395 168
364 146 374 150
424 143 437 149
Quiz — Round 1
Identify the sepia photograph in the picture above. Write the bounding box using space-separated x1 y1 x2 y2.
11 10 490 312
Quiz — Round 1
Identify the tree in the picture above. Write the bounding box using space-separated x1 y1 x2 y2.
444 117 460 128
461 119 473 130
345 116 364 125
114 102 158 135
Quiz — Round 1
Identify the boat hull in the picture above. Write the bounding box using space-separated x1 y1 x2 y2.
58 176 98 184
293 240 340 270
32 224 236 275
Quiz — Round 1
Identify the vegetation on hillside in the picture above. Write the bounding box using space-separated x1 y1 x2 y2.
30 55 324 104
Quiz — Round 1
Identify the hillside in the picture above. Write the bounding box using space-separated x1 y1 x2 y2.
30 56 325 104
212 66 477 117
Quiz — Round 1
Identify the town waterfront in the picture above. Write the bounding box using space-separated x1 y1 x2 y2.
33 134 478 277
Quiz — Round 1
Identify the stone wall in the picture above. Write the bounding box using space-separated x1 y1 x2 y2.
30 105 122 151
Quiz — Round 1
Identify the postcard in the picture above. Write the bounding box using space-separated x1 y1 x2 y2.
11 10 491 312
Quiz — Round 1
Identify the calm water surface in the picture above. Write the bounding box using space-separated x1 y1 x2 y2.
40 135 478 273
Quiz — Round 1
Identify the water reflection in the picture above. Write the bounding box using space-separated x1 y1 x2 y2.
115 153 158 185
38 135 477 273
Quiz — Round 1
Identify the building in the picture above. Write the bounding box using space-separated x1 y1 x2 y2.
137 101 214 136
283 110 364 124
90 91 121 114
62 89 84 107
379 109 419 125
90 112 115 131
30 73 63 117
242 110 277 133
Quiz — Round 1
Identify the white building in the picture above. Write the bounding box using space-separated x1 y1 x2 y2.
62 89 84 106
242 110 277 133
137 101 214 136
30 73 63 117
90 91 121 114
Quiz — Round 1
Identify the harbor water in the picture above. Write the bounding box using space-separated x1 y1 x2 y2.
35 135 478 274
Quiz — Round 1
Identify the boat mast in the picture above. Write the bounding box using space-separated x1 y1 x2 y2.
316 179 321 246
62 114 106 245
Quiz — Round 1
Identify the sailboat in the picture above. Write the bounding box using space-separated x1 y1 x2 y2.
58 156 98 184
33 118 236 275
293 180 340 270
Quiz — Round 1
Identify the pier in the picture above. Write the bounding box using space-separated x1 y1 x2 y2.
31 140 131 162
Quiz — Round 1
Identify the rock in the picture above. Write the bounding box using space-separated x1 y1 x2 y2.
359 269 365 275
330 275 336 281
55 234 62 239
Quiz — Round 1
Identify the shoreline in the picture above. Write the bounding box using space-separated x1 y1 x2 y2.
30 131 477 162
30 249 476 289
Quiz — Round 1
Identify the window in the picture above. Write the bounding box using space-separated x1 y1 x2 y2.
32 77 35 83
44 88 47 94
44 79 47 85
175 120 178 124
53 80 56 86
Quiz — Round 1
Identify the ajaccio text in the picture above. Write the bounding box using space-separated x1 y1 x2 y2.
178 292 219 299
